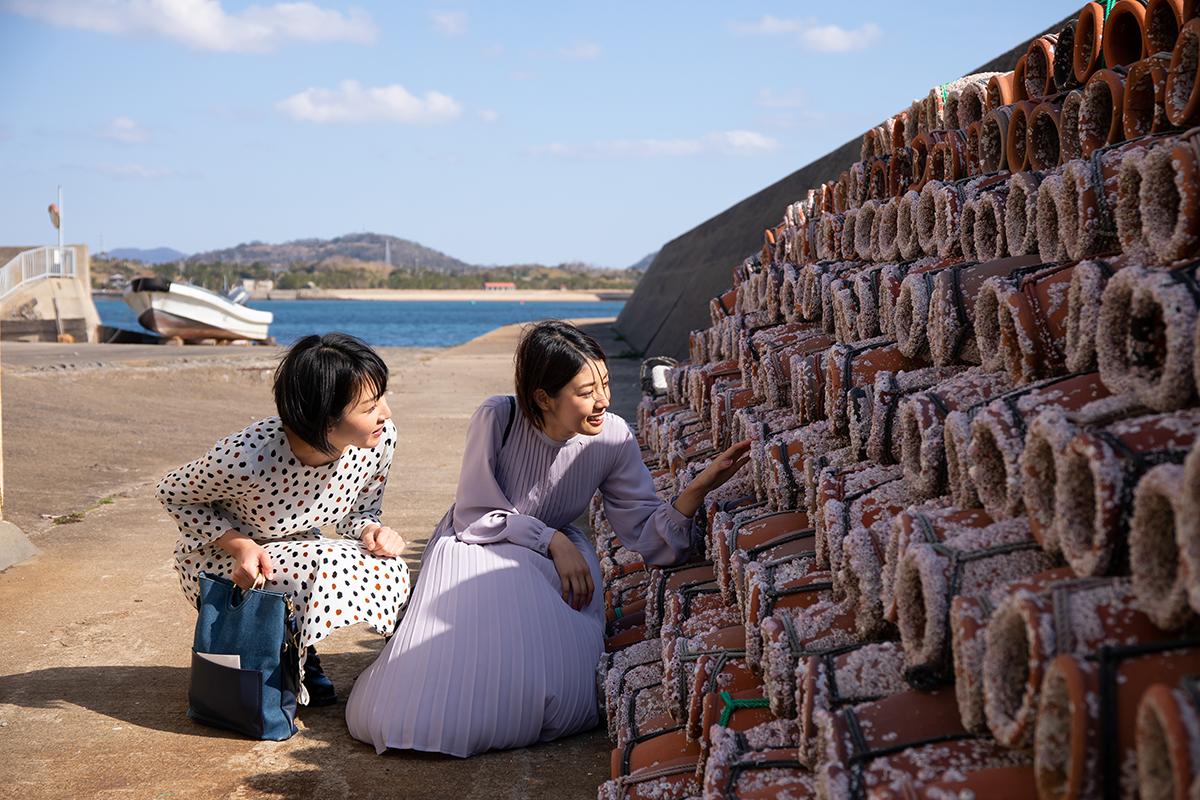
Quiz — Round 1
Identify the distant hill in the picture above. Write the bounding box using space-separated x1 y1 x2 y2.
106 247 188 264
627 250 658 272
187 233 469 273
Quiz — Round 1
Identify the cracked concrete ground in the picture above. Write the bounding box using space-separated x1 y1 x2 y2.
0 318 634 799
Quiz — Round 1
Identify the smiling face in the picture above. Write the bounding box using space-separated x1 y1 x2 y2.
536 358 611 440
327 380 392 452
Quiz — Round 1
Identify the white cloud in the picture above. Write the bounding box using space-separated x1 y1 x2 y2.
429 10 467 36
755 88 808 110
277 80 463 124
477 109 499 123
96 162 175 179
557 42 601 60
531 130 778 159
103 116 149 143
729 16 881 52
5 0 378 53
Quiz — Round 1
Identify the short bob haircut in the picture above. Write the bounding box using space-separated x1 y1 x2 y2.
273 332 388 455
514 320 607 428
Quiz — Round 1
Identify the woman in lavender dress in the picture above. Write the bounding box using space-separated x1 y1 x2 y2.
346 320 748 757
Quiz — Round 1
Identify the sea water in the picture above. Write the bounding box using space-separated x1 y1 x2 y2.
94 298 627 348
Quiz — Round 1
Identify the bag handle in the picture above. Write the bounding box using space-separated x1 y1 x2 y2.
501 395 517 449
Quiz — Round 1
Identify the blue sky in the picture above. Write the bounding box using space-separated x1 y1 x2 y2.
0 1 1081 267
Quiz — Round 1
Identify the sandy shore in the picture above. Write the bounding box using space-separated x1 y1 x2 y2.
326 289 631 303
0 320 638 799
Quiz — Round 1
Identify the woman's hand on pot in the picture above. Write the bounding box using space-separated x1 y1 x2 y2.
673 439 752 518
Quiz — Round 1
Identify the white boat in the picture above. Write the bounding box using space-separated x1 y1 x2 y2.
123 276 273 341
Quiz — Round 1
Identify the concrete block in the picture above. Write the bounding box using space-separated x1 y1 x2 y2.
0 520 38 572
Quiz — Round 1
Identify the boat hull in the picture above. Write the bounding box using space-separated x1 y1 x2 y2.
124 282 272 341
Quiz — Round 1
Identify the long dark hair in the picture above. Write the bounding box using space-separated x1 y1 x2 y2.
514 320 607 428
273 332 388 454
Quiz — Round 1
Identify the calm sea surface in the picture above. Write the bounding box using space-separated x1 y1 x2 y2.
94 297 626 348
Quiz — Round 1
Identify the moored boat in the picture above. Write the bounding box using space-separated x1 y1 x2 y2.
123 276 273 341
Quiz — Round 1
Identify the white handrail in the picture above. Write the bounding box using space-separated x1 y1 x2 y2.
0 247 77 302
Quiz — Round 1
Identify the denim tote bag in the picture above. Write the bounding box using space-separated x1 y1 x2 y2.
188 572 300 740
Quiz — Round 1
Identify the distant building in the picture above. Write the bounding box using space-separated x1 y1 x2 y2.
483 281 516 291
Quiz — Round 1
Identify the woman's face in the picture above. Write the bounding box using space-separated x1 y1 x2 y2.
540 358 611 438
328 381 392 451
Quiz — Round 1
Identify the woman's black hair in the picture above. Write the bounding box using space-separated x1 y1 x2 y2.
514 320 607 428
273 332 388 455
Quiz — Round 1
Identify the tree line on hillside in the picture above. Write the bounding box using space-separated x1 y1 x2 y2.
93 258 643 292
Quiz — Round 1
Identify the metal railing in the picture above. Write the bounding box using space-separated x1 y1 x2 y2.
0 246 77 301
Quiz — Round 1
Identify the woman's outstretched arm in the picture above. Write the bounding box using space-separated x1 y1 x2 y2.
600 418 750 567
452 398 556 555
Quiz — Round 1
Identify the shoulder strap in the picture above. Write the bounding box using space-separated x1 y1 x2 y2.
501 395 517 448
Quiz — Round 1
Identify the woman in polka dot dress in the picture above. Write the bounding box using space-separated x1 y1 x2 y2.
158 333 411 705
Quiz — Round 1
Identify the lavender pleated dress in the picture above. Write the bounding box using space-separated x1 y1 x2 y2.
345 395 694 757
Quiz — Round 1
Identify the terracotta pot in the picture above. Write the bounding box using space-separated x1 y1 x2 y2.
764 420 838 515
663 624 745 727
885 501 997 624
981 105 1013 172
695 687 776 780
929 131 968 183
1018 394 1150 552
758 599 859 717
614 686 675 751
610 723 701 778
869 765 1037 800
801 443 858 528
1131 462 1195 630
869 157 891 204
1005 171 1044 256
999 263 1077 385
1014 54 1031 102
987 72 1018 113
1055 20 1082 92
968 372 1112 521
874 199 902 266
1147 0 1187 53
1106 0 1152 69
1065 258 1124 372
862 119 896 162
984 575 1179 749
791 348 828 426
645 562 716 639
1079 67 1129 157
1026 34 1060 99
1141 133 1200 262
1029 96 1067 170
714 508 810 604
1186 442 1200 618
965 121 985 176
1061 88 1086 163
855 199 880 262
1125 53 1173 137
819 688 1029 799
603 638 665 739
761 331 834 416
701 723 811 800
796 641 908 766
684 651 760 742
1171 20 1200 126
895 191 924 260
951 567 1077 732
1035 644 1200 799
866 367 965 466
889 147 916 198
928 255 1043 367
663 584 737 644
1075 3 1109 84
841 523 895 638
597 766 699 800
742 550 826 648
814 459 906 576
959 81 992 129
1056 409 1200 576
1135 675 1200 800
912 131 959 192
1006 100 1039 173
897 368 1015 499
896 518 1056 688
1097 263 1200 411
825 336 928 434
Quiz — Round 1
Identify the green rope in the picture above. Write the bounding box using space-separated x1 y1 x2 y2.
717 691 770 727
939 82 950 104
1097 0 1119 70
613 606 623 620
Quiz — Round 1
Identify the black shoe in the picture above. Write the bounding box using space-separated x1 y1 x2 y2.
304 646 338 706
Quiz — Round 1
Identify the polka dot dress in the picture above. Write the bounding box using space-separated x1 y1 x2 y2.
158 417 411 669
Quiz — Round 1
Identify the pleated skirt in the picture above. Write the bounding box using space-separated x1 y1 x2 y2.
345 518 604 757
